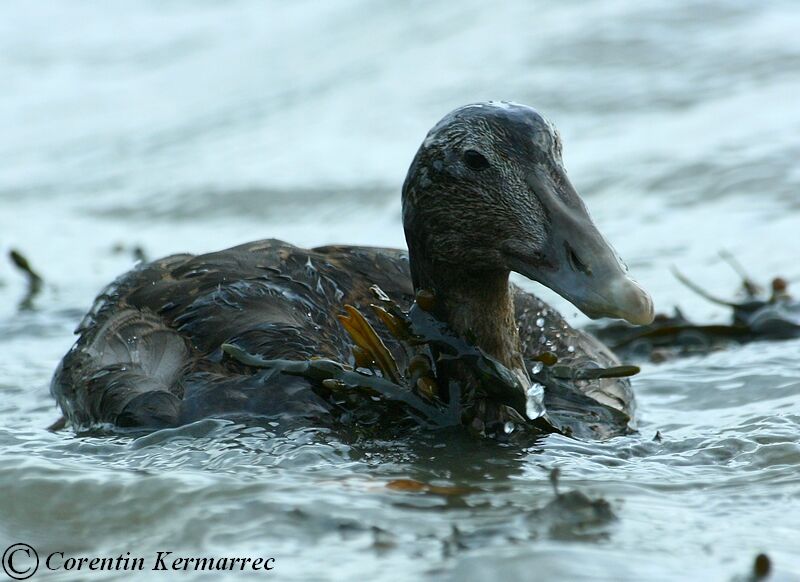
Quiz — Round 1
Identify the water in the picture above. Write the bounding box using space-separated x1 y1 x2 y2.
2 0 800 579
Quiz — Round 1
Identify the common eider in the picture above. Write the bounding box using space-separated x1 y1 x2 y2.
51 102 654 439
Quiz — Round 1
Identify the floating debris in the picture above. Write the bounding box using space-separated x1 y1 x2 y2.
753 553 771 579
549 467 561 496
370 526 395 553
46 415 68 432
589 254 800 361
385 479 471 496
731 552 773 582
111 243 148 263
527 467 615 541
8 248 43 310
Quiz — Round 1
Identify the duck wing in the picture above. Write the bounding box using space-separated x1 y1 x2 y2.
52 240 415 429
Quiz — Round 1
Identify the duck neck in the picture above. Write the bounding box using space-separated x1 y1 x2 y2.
410 254 527 379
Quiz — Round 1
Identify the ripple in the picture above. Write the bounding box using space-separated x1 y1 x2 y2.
2 0 800 579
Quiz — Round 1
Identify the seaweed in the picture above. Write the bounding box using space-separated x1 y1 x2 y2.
385 479 472 496
224 286 637 439
730 553 772 582
111 242 148 263
588 254 800 362
8 248 43 311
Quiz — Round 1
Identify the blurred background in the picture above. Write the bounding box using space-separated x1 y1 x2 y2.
2 0 799 319
1 2 799 581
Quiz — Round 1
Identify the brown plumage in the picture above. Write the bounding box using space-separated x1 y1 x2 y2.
52 102 653 438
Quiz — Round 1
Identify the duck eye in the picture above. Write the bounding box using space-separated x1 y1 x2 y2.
463 149 490 171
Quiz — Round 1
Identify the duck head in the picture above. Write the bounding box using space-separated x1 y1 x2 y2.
402 102 654 326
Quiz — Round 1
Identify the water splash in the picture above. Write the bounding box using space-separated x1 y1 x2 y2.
525 382 546 420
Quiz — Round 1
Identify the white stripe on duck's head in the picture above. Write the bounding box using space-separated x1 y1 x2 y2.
402 101 654 326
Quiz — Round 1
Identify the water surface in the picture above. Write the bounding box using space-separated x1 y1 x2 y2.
1 1 799 580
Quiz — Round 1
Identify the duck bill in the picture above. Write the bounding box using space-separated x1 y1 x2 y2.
507 169 654 326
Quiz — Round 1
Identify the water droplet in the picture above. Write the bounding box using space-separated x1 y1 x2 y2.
531 361 544 374
539 335 547 344
567 345 575 353
525 383 546 420
536 317 545 328
504 421 515 434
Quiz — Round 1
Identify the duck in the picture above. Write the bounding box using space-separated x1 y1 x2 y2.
51 102 654 439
